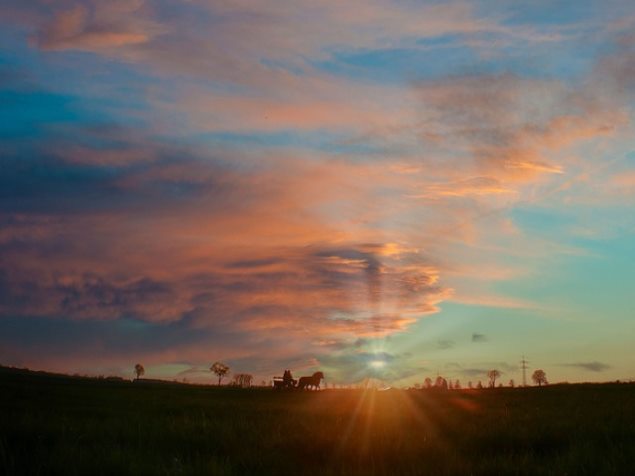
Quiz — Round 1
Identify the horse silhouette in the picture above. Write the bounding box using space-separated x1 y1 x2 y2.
297 371 324 390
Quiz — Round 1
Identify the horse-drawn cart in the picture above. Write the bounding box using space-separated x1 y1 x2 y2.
272 370 324 390
273 369 297 390
272 376 296 389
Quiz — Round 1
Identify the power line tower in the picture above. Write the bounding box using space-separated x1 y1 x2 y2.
520 355 529 387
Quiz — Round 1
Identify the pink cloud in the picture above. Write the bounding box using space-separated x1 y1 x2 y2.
35 1 162 51
0 152 453 350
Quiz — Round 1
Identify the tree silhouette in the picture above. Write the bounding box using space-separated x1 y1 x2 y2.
476 381 483 389
424 377 432 389
532 369 548 386
435 376 447 389
454 379 461 389
487 369 501 388
134 363 144 380
509 379 515 388
211 362 230 386
231 373 253 388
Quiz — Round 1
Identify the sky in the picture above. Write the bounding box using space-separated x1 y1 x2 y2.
1 0 634 386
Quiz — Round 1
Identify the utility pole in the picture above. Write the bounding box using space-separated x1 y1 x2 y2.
520 355 529 387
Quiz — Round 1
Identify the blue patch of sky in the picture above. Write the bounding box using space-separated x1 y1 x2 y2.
512 201 635 249
314 38 598 86
511 206 576 237
497 234 635 323
491 0 627 72
0 27 152 131
496 203 635 321
497 0 606 27
314 37 477 85
397 303 543 373
0 90 82 138
0 83 147 146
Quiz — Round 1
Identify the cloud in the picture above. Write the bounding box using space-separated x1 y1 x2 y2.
35 1 163 51
459 368 489 377
0 65 623 375
471 333 487 343
412 73 626 188
415 177 515 199
0 137 453 364
22 0 539 66
611 170 635 189
447 361 516 378
0 272 190 322
449 292 538 309
561 361 611 372
1 0 635 382
437 340 455 350
4 0 596 143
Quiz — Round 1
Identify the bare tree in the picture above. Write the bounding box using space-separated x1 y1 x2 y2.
134 363 145 380
509 379 515 388
454 380 461 389
211 362 230 386
532 369 548 387
424 377 433 389
487 369 501 388
476 381 483 389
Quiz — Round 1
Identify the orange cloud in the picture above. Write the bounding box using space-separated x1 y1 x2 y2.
414 177 516 199
611 170 635 188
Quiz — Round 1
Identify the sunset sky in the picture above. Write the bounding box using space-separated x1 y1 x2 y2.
1 0 634 385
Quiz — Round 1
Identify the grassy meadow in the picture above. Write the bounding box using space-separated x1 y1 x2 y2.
1 367 633 475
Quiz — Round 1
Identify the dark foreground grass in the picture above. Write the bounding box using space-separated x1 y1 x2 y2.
1 368 633 475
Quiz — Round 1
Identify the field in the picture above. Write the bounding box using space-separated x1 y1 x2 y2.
1 367 633 475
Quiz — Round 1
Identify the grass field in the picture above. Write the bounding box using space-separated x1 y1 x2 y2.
1 367 633 475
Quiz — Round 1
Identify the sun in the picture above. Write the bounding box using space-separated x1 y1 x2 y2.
369 360 386 369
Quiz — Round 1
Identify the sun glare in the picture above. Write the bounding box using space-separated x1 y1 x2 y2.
369 360 386 369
